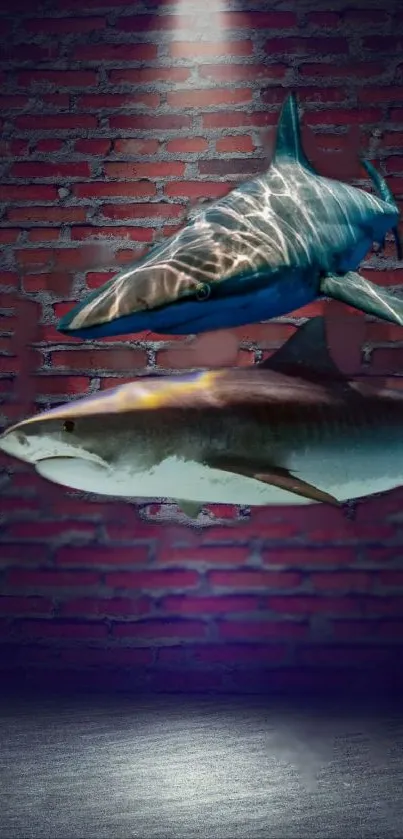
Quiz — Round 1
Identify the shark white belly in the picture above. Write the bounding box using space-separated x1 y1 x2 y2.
34 438 403 507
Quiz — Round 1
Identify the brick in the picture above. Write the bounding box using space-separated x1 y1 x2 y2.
333 621 375 640
386 157 403 178
265 37 348 55
0 95 29 109
202 111 278 129
170 40 253 59
74 139 112 155
364 269 403 288
60 596 151 618
22 272 73 295
262 547 357 566
0 45 52 63
16 246 108 272
18 71 97 88
11 162 91 179
113 619 206 639
25 16 106 33
378 622 403 638
186 643 288 665
27 229 62 242
60 647 153 666
38 94 71 109
114 14 191 31
220 11 297 28
78 93 160 110
216 135 255 153
0 185 58 201
56 545 151 566
16 115 98 131
291 87 347 105
109 114 192 131
72 227 153 243
0 139 29 156
199 64 287 82
109 68 190 85
50 348 147 372
210 570 302 589
167 89 252 108
379 571 403 587
104 161 184 179
162 596 260 615
6 569 100 587
198 158 264 176
18 620 107 639
364 36 403 51
7 207 87 224
0 230 20 244
310 572 374 593
113 139 159 156
359 87 403 104
101 203 185 220
300 64 383 79
115 248 148 265
219 620 307 640
33 376 90 396
74 182 156 200
157 546 251 565
299 646 396 667
370 348 403 374
267 596 362 616
164 181 229 199
0 596 53 616
344 9 389 24
74 43 158 62
304 108 383 125
105 570 199 590
148 670 225 692
307 12 340 26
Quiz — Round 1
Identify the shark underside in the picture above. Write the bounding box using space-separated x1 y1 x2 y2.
58 93 402 340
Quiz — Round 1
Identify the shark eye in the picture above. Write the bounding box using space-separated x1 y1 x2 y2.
195 282 211 301
63 420 75 433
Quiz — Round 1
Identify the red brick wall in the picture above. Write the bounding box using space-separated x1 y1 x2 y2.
1 0 403 695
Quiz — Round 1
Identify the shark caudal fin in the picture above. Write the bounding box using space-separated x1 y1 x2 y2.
361 158 402 260
258 316 347 383
272 92 316 173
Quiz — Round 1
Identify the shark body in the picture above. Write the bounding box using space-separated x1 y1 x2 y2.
2 317 403 516
58 93 402 341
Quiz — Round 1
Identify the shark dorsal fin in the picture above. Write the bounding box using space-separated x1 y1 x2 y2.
272 92 315 173
259 317 347 382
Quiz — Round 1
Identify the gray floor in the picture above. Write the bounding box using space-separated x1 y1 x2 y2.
1 694 403 838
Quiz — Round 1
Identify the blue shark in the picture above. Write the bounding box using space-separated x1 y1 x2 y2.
58 92 402 340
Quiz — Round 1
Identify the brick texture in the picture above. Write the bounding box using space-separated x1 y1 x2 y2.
1 0 403 696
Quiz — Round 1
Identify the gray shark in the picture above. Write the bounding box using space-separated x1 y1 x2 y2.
57 92 402 340
1 316 403 517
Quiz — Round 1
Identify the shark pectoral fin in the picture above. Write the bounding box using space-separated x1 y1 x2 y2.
177 499 203 519
205 455 340 507
321 271 403 327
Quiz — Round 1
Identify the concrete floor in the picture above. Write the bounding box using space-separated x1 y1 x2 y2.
1 694 402 838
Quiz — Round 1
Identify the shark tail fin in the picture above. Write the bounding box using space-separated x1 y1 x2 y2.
272 92 315 173
361 158 402 260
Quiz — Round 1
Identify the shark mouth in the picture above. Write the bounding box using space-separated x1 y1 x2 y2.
35 455 111 493
361 158 402 260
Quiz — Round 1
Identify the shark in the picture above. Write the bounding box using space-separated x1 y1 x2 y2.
57 92 402 341
2 316 403 518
